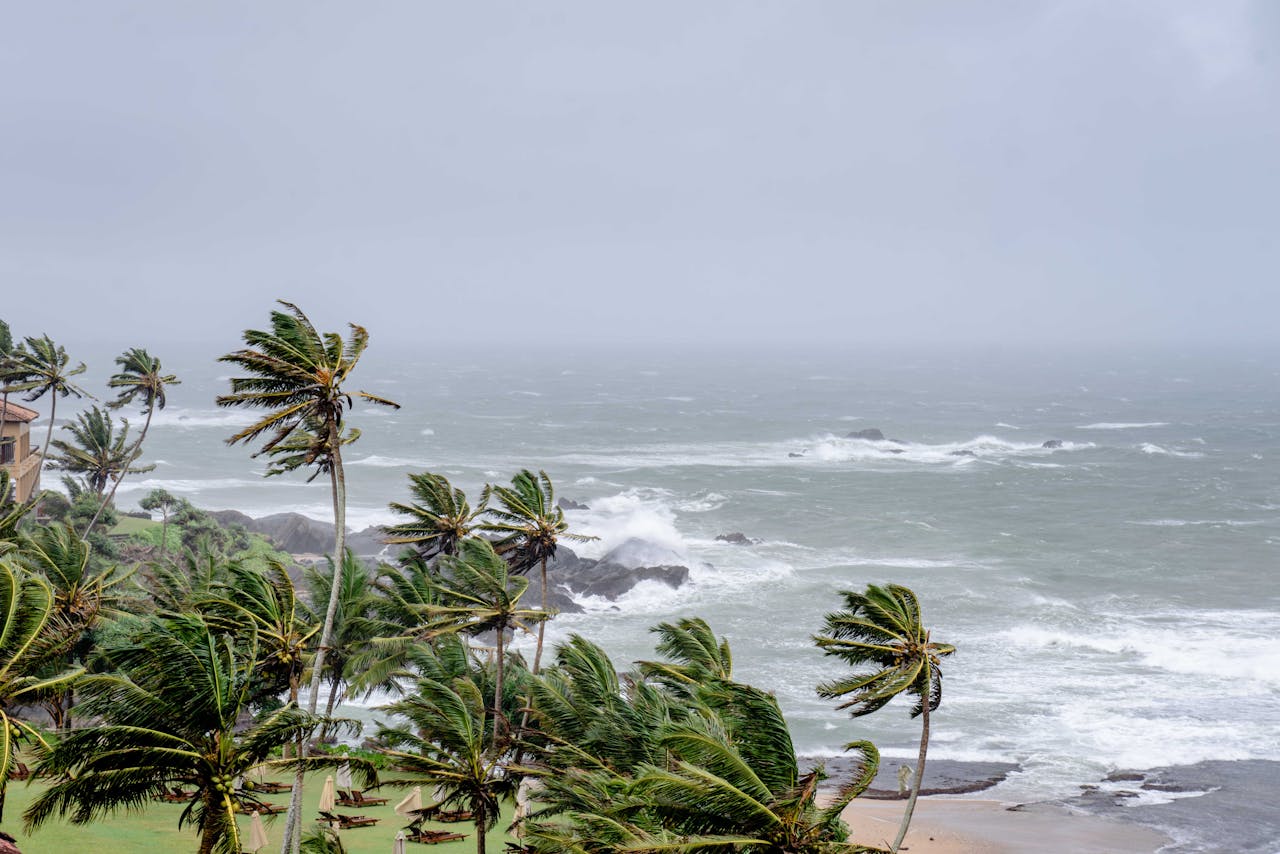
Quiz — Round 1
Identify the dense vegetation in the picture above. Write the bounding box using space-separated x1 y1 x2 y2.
0 307 951 854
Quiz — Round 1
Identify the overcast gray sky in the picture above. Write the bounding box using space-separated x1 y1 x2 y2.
2 2 1277 351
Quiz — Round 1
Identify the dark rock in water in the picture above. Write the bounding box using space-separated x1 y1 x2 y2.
1066 760 1280 854
807 756 1017 799
949 450 977 457
884 448 906 455
1042 439 1064 449
557 497 590 511
715 532 757 545
523 545 692 615
347 525 388 557
788 452 805 458
847 428 885 441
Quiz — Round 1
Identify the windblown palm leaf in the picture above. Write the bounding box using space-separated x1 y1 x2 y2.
0 335 90 486
47 406 152 498
385 472 481 559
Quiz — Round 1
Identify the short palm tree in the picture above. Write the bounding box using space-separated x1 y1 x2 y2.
482 470 593 674
379 673 526 854
0 471 41 544
421 538 547 749
217 301 397 854
813 584 955 853
23 615 330 854
47 406 154 499
0 335 89 487
0 559 80 823
385 472 482 560
86 347 179 532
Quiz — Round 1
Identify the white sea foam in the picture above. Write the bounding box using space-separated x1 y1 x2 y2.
1130 519 1264 527
1077 422 1169 430
347 454 426 468
148 407 262 429
995 422 1021 429
571 488 692 564
116 477 263 495
1139 443 1204 458
420 428 435 436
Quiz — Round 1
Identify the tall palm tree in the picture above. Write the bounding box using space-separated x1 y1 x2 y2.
0 335 90 488
379 674 526 854
300 550 372 723
86 348 179 533
47 406 153 499
23 615 332 854
421 538 547 749
384 472 482 561
217 301 397 854
482 470 593 675
813 584 954 853
0 559 80 823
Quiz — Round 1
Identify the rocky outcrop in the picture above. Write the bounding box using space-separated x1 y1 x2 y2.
1042 439 1063 449
715 532 758 545
556 497 590 511
524 546 690 614
807 756 1017 798
846 428 885 441
210 510 386 557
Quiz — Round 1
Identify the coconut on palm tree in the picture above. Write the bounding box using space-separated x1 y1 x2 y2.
86 348 179 533
813 584 954 853
0 335 90 489
482 470 593 675
23 614 341 854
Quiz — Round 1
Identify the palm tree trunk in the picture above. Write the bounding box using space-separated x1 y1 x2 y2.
532 556 548 675
891 669 932 853
85 403 153 535
197 795 222 854
474 804 486 854
283 420 347 854
37 394 57 487
493 627 506 750
160 507 169 555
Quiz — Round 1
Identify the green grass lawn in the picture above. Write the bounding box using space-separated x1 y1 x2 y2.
108 515 160 536
2 770 518 853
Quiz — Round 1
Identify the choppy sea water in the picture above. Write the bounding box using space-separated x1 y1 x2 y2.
70 344 1280 849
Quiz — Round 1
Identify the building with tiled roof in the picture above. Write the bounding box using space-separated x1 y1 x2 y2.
1 400 42 502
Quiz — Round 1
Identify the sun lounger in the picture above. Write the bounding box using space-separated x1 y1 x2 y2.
155 786 194 803
407 829 467 845
349 789 388 807
435 809 473 823
317 810 379 829
246 801 286 815
335 789 359 807
10 762 30 781
253 781 291 794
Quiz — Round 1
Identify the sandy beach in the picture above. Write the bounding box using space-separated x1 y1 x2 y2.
839 798 1170 854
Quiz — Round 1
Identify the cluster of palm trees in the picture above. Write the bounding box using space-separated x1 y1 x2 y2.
0 303 956 854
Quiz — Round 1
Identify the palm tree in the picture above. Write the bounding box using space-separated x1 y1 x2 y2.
86 348 179 533
0 471 41 544
23 615 333 854
379 673 526 854
139 488 181 556
421 538 547 749
0 335 90 488
482 470 593 675
47 406 154 499
385 472 483 561
813 584 955 853
0 559 80 823
300 549 372 722
18 522 134 728
217 302 396 854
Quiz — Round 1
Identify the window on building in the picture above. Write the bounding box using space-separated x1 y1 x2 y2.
0 438 15 465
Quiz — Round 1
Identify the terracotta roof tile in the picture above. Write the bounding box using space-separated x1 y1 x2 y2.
0 401 39 422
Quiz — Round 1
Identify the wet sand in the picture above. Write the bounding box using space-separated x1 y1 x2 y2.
839 798 1170 853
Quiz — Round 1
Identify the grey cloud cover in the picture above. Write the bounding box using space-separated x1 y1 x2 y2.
2 2 1277 349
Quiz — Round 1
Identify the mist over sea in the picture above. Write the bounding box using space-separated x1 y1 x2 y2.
71 343 1279 841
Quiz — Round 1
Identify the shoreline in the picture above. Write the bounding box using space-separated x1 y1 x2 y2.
837 798 1170 854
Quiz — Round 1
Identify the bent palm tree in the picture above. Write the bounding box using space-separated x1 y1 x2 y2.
482 470 593 674
217 301 397 854
385 472 482 561
47 406 153 499
23 615 331 854
0 560 80 822
813 584 954 853
1 335 89 487
87 347 179 532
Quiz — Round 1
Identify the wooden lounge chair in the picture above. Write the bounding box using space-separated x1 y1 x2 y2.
155 786 194 803
246 801 286 815
254 781 291 794
435 809 473 823
317 810 379 829
348 789 388 807
407 829 467 845
10 762 30 781
335 790 359 807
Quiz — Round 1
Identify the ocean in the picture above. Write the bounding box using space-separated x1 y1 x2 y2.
73 343 1280 852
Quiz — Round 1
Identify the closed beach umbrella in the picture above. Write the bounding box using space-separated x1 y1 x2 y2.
394 786 422 817
392 831 407 854
247 764 266 783
318 775 337 812
248 811 269 852
336 762 353 791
